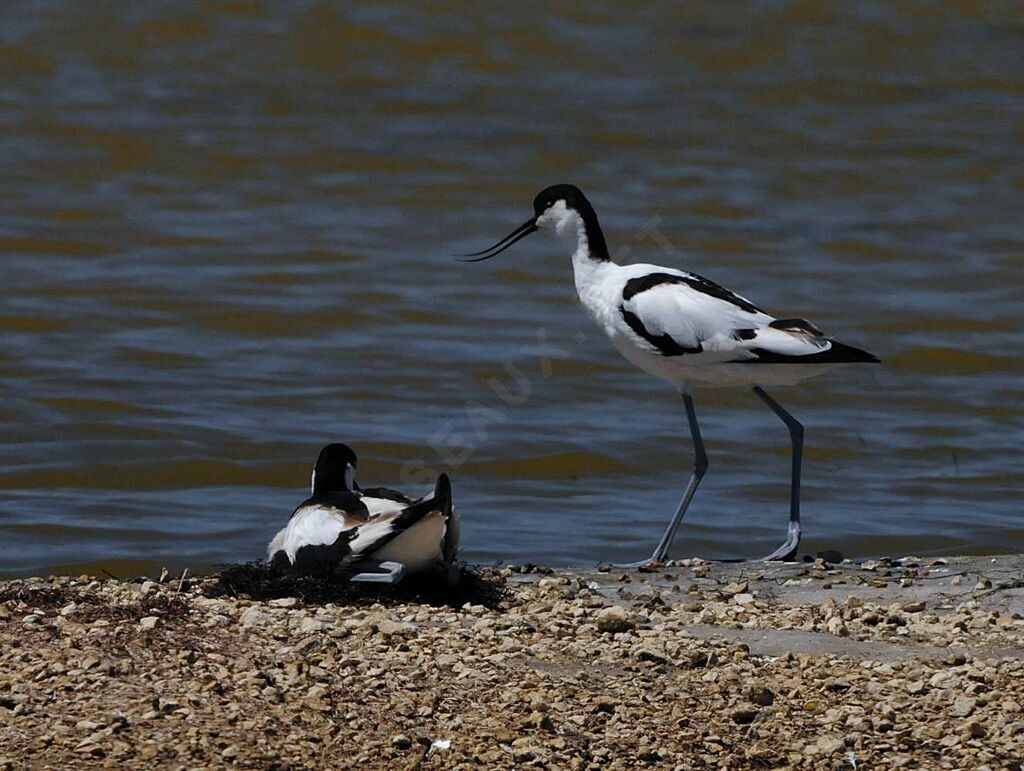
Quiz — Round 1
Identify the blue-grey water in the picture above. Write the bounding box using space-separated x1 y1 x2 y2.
1 2 1022 577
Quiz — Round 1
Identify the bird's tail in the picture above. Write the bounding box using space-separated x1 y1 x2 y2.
339 473 454 569
432 473 453 520
825 339 880 363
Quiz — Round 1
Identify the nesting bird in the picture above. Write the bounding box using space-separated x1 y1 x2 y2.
267 444 459 582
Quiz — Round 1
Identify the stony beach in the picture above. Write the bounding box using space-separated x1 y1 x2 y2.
1 555 1022 770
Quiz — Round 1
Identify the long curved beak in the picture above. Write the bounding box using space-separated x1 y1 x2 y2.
458 217 538 262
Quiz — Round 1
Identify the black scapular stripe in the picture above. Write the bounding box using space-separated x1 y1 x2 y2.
769 318 824 336
620 307 703 357
622 272 764 314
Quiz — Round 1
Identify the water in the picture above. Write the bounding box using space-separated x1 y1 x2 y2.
1 2 1022 578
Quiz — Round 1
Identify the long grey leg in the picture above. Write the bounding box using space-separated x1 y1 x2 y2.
649 394 708 562
616 393 707 567
752 386 803 562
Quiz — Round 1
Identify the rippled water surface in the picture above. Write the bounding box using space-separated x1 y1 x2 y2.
2 2 1022 577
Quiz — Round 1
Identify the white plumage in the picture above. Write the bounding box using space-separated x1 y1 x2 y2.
463 184 879 564
267 444 458 580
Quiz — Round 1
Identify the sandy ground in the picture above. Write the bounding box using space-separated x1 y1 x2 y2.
1 555 1022 770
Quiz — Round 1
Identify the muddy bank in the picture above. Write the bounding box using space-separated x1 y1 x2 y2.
1 555 1022 769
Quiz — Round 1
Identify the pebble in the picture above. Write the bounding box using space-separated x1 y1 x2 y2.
809 736 845 755
952 696 976 717
595 605 634 633
376 619 412 636
731 705 758 724
747 686 775 707
298 617 329 634
964 721 987 739
1 559 1020 768
239 606 266 628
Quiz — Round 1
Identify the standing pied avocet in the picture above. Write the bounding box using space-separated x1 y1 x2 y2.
462 184 879 564
267 444 460 582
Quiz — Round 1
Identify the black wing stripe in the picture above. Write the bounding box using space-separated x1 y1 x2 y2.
769 318 824 336
620 306 703 357
622 272 764 314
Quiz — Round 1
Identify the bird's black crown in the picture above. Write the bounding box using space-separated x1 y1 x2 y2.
533 183 591 215
315 443 357 471
532 183 610 261
312 443 358 495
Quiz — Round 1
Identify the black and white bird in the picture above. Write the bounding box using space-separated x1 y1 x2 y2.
463 184 879 564
267 444 460 581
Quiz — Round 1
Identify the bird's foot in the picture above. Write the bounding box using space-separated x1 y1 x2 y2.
348 561 407 584
750 522 801 563
612 557 667 570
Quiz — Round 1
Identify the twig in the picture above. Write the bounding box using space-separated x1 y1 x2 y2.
177 568 189 594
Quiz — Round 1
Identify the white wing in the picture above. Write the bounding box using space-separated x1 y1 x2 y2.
619 268 772 357
617 268 850 364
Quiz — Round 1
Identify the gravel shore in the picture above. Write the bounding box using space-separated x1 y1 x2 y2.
1 555 1022 769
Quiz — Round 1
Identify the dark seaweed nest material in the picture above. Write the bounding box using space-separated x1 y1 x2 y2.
205 562 509 610
0 583 191 625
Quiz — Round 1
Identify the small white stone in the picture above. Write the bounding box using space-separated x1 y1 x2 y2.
139 616 160 630
376 619 412 636
826 617 848 636
299 617 330 634
239 606 266 628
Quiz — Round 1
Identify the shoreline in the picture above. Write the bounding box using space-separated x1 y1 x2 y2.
1 555 1022 768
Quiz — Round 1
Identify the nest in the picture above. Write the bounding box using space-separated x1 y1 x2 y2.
204 562 509 610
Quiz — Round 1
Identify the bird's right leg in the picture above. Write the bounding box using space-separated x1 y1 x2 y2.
619 393 708 566
750 386 803 562
652 393 709 562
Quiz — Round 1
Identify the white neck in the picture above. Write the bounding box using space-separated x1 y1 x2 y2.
570 229 618 328
536 200 616 316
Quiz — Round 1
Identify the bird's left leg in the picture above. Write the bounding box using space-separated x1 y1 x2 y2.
751 386 803 562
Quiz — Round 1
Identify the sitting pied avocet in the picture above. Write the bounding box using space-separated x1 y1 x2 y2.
462 184 879 565
267 444 460 584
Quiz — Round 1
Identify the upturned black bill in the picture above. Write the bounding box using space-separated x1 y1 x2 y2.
458 217 538 262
